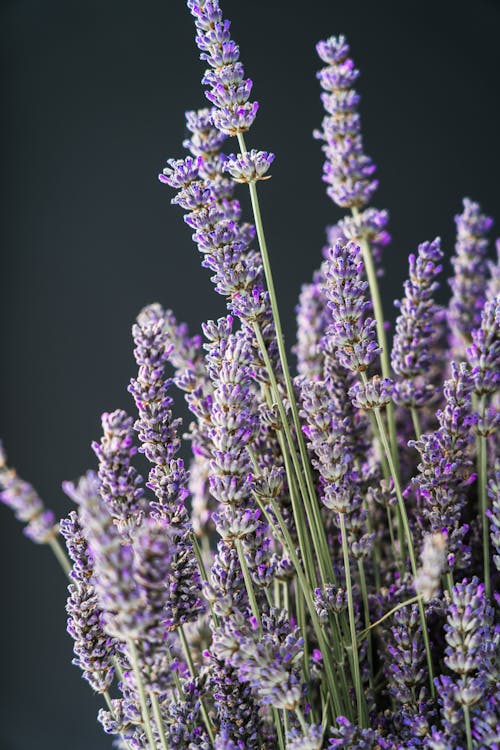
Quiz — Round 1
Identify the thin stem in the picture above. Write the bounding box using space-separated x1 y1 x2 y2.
150 691 170 750
358 595 421 640
237 133 334 586
357 559 374 693
339 513 366 727
464 703 473 750
127 639 158 750
352 205 398 468
295 706 309 734
178 625 215 742
256 493 346 719
235 539 262 630
410 407 422 441
48 536 72 576
372 405 435 697
191 533 219 629
478 396 490 596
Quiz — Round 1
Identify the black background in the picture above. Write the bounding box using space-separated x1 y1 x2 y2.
1 0 499 747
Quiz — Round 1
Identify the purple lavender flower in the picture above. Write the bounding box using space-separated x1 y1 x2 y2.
91 409 145 533
410 362 475 571
314 36 378 209
466 293 500 397
286 725 324 750
79 487 145 640
234 610 304 710
487 462 500 571
210 660 263 749
323 240 380 372
385 604 426 704
329 716 389 748
129 305 182 466
294 267 330 381
486 237 500 302
391 238 444 408
60 476 116 693
222 150 274 183
448 198 493 356
134 516 203 633
187 0 258 135
0 442 57 543
349 375 394 410
435 577 496 748
327 207 391 275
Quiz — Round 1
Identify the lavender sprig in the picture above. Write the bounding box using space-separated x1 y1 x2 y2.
448 198 493 358
392 238 444 412
314 36 378 209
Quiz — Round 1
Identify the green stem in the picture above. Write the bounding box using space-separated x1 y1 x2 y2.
352 206 398 469
127 639 158 750
477 396 490 596
358 595 421 640
256 493 346 719
410 407 422 441
339 513 366 727
235 539 262 630
294 706 309 735
371 405 435 697
150 691 170 750
464 703 473 750
357 559 374 693
48 536 72 576
178 626 215 743
238 133 334 587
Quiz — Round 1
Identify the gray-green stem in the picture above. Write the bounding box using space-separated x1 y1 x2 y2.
127 639 158 750
339 513 366 727
371 402 435 697
150 691 170 750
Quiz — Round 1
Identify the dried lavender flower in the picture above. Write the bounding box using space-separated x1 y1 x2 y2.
392 238 444 408
0 442 57 543
187 0 258 135
91 409 145 533
60 481 116 693
323 240 380 372
466 293 500 397
414 532 447 603
223 149 274 182
448 198 493 357
314 35 378 208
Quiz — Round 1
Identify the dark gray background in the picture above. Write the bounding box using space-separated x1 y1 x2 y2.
1 0 499 747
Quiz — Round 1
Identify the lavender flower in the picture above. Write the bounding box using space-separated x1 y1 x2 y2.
487 462 500 571
91 409 145 533
435 577 496 747
210 660 263 749
286 725 324 750
223 150 274 183
466 293 500 397
79 486 145 640
314 35 378 209
0 442 57 543
60 479 116 693
294 269 330 380
327 208 391 275
448 198 493 356
323 240 380 372
384 603 427 707
187 0 258 135
329 716 388 749
234 610 304 710
410 362 475 570
392 238 444 408
414 532 447 602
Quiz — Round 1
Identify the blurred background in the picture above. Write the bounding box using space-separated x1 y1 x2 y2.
0 0 499 747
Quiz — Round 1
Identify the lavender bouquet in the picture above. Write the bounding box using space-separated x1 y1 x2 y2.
2 1 499 748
